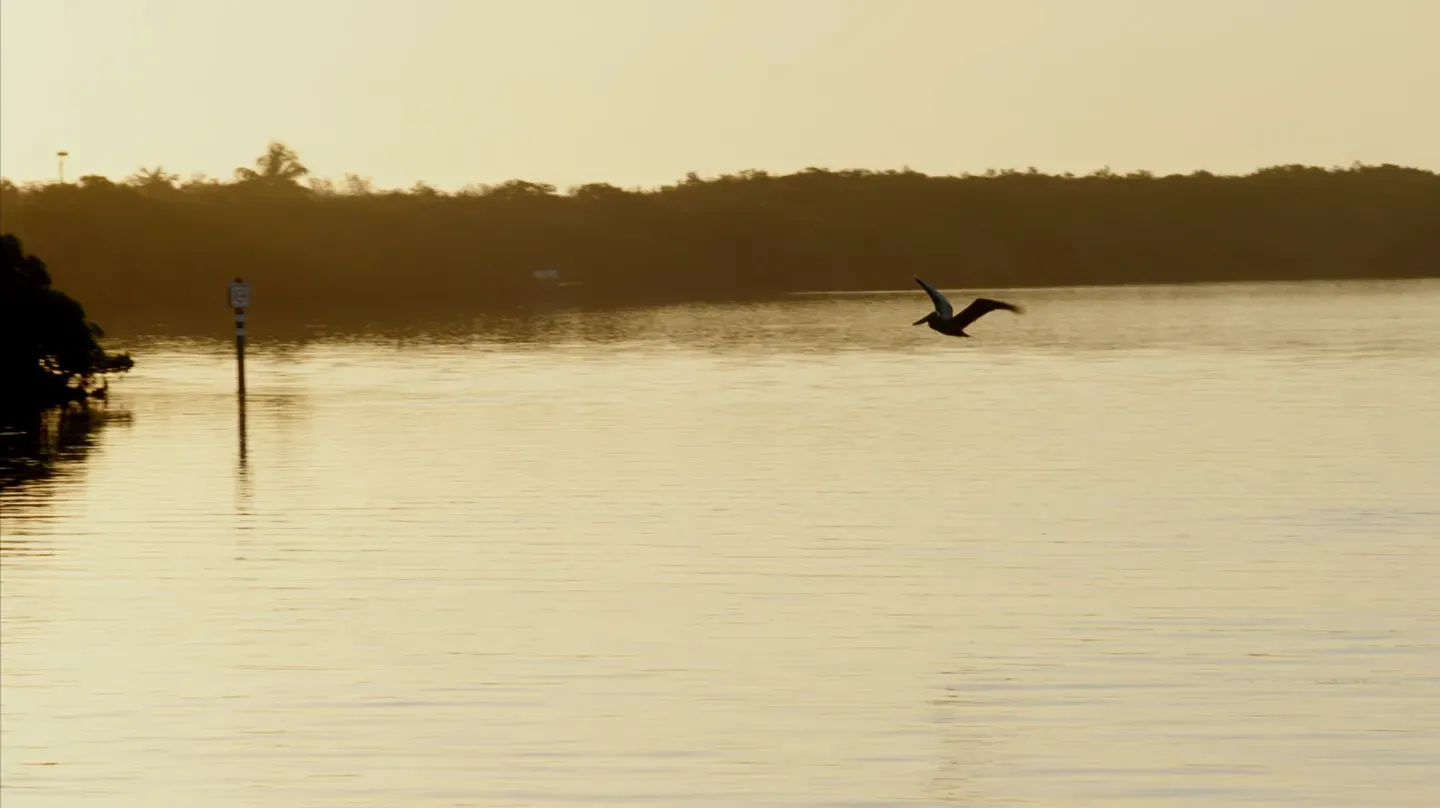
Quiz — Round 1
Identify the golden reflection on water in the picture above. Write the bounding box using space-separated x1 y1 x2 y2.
3 281 1439 807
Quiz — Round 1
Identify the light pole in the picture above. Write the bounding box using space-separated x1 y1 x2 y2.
56 151 69 183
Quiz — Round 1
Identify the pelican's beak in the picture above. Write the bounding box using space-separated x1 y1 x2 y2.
912 315 929 325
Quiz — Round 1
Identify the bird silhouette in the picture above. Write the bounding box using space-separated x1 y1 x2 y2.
912 276 1023 337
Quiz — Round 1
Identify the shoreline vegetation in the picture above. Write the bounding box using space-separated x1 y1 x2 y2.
2 142 1437 335
1 234 134 425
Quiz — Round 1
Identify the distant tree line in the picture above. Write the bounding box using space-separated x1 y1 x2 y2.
2 142 1436 331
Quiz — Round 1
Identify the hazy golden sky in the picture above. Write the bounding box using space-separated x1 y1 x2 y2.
2 0 1436 190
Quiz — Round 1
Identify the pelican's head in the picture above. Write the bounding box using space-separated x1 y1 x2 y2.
913 312 937 326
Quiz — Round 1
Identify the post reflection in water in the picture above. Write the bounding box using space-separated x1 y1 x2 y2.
237 388 248 466
236 391 252 514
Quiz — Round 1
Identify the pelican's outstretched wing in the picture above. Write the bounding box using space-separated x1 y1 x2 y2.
952 297 1024 330
914 276 953 320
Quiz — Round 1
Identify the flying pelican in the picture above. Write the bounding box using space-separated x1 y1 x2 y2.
912 276 1023 338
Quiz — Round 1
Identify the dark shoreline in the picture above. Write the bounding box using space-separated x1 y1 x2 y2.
4 160 1436 337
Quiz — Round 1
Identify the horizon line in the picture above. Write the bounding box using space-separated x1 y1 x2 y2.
4 159 1435 196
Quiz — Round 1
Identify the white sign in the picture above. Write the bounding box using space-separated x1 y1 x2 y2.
229 280 251 308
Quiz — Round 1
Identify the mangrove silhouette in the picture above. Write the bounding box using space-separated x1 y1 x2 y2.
1 233 135 423
1 142 1436 334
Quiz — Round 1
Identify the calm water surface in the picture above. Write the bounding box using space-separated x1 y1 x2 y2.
4 281 1440 807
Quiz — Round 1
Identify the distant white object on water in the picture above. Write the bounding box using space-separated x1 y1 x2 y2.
533 269 560 282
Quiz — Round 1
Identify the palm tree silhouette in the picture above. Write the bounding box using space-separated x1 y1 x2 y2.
234 141 309 186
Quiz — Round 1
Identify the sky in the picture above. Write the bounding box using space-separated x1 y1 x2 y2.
1 0 1437 191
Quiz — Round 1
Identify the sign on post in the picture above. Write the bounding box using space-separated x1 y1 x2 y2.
229 279 251 308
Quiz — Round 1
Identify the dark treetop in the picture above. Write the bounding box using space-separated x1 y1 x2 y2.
1 233 133 422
